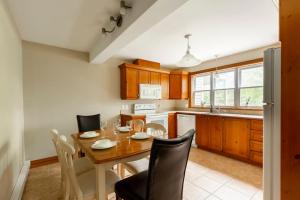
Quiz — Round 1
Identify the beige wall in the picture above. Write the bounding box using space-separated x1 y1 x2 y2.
175 43 280 114
23 41 176 161
0 1 24 199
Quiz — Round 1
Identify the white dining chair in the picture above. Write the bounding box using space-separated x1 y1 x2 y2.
51 129 95 200
121 123 167 176
127 119 145 132
51 129 94 176
58 135 120 200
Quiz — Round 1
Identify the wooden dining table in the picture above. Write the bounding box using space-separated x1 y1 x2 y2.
71 129 153 200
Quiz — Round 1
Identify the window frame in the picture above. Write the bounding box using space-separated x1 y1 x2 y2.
212 69 236 108
190 60 263 110
191 72 212 108
237 64 264 109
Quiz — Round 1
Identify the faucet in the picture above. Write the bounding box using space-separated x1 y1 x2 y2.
210 104 214 113
210 105 221 113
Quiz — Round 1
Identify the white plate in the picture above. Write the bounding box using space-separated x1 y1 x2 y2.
80 131 99 138
117 126 131 132
131 132 150 140
91 139 117 150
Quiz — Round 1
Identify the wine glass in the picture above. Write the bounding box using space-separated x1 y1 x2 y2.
100 120 108 131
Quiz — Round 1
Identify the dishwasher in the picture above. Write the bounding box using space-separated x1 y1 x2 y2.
177 114 196 147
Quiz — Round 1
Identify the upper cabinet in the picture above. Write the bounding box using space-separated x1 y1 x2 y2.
169 71 189 99
119 63 170 100
119 60 190 100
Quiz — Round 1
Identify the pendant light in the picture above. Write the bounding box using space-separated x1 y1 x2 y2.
176 34 202 67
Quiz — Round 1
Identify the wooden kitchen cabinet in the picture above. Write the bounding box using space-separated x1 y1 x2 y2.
168 113 177 138
119 63 170 100
150 72 160 84
169 71 189 99
196 115 210 148
161 73 169 99
196 115 222 151
139 70 150 84
208 116 223 151
249 119 263 165
222 118 250 159
120 66 139 99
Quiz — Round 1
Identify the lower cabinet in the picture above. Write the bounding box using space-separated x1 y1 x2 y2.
196 115 222 152
196 114 263 166
168 113 177 138
222 118 250 159
196 115 210 148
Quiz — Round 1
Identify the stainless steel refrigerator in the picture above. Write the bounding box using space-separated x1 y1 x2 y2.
263 47 281 200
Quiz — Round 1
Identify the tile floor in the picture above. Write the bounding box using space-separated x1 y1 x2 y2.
22 148 263 200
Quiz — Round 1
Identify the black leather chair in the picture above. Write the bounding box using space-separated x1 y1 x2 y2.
115 129 195 200
76 114 100 132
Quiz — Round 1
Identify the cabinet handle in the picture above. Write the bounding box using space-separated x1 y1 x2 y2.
295 154 300 159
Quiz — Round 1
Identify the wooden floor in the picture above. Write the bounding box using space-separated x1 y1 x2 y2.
22 148 262 200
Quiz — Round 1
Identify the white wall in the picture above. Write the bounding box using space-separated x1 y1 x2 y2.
23 41 176 161
0 1 24 199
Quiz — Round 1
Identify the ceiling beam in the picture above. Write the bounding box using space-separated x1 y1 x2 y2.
89 0 190 64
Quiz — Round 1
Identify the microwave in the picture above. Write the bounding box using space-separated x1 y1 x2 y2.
139 84 162 99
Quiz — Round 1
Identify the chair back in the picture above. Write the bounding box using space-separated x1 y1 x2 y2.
145 123 167 138
77 114 100 132
146 129 195 200
127 119 144 132
50 129 65 171
58 136 84 200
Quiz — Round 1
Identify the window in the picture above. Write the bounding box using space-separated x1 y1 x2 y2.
191 62 263 109
192 74 211 107
239 66 263 107
213 70 235 107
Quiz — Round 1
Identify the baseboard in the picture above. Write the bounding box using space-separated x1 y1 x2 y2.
10 161 30 200
30 156 58 168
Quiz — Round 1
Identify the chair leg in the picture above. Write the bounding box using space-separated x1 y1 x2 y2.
64 177 70 200
120 164 125 178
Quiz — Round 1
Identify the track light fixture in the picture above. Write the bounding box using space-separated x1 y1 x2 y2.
101 0 132 35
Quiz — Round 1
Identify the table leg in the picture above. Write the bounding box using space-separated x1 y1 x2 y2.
73 141 79 159
95 164 106 200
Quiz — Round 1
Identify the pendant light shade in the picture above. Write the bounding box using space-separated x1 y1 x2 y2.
177 34 201 67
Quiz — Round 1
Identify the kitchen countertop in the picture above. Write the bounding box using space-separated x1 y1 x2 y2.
121 110 263 119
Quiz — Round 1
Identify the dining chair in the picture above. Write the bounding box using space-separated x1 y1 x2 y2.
51 130 95 200
51 129 94 176
121 123 167 176
115 129 195 200
145 123 167 138
58 135 120 200
127 119 144 132
76 114 101 132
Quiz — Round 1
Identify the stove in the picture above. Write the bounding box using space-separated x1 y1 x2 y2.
133 104 168 132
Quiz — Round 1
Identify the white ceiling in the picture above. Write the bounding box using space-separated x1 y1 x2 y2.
117 0 279 67
6 0 279 66
6 0 122 52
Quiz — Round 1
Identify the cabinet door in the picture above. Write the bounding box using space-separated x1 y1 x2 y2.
196 115 210 148
126 68 139 99
139 70 150 84
161 73 169 99
169 74 182 99
223 118 250 159
150 72 160 84
209 116 223 151
168 113 177 138
181 74 189 99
